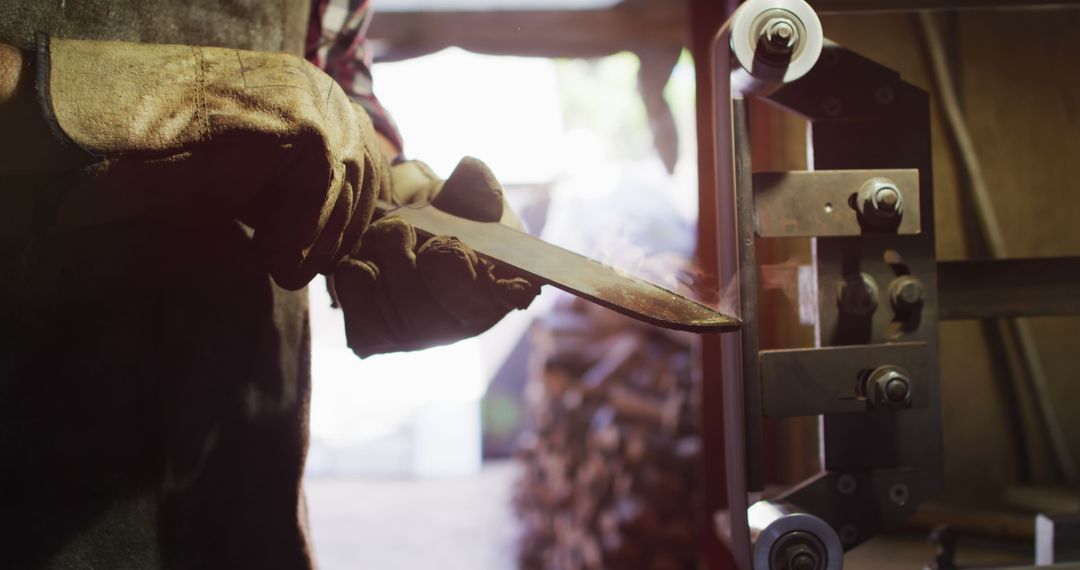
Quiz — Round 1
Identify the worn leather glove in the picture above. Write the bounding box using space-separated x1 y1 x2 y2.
331 157 539 357
41 37 387 290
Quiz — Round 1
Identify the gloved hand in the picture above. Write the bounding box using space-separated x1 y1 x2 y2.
331 157 539 357
41 37 388 290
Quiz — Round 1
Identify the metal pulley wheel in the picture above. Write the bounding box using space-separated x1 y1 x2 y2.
728 0 823 91
748 501 844 570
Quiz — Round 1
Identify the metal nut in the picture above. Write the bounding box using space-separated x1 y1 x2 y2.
889 275 925 311
763 17 799 53
836 273 879 317
857 178 904 223
782 547 820 570
771 531 827 570
867 366 913 410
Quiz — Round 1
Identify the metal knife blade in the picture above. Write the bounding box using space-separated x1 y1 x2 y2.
374 200 741 333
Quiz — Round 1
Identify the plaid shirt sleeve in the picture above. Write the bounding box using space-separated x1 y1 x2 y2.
306 0 404 152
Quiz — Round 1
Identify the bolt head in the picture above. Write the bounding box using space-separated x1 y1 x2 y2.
858 178 904 223
821 97 842 117
885 378 909 402
837 273 879 316
889 483 910 506
875 85 896 105
836 474 857 495
875 186 899 211
839 525 858 545
889 276 925 311
869 367 913 410
763 17 799 52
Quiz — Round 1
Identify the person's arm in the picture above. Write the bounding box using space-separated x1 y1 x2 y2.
13 36 391 289
309 0 539 355
306 0 403 161
0 43 86 174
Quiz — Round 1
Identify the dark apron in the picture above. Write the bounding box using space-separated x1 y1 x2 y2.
0 2 318 568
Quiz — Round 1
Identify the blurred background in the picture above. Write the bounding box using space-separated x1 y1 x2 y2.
304 2 701 567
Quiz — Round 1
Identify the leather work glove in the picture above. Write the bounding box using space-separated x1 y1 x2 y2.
331 157 539 358
41 37 388 290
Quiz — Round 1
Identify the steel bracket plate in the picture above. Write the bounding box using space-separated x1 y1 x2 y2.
753 169 920 237
777 468 921 550
760 342 929 417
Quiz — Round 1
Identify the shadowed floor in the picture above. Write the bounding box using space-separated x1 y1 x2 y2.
306 460 1033 569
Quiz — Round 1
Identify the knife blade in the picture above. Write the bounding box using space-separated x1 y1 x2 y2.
374 200 741 333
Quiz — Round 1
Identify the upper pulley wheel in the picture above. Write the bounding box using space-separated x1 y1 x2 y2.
730 0 823 84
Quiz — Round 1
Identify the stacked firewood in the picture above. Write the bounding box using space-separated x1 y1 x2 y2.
514 294 702 570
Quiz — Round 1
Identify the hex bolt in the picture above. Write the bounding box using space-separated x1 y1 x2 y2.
889 275 925 311
857 178 904 224
762 17 799 53
837 273 880 316
886 378 910 402
867 366 913 410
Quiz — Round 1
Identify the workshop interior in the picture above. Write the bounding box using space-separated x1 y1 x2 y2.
309 0 1080 565
318 0 1080 567
2 0 1080 568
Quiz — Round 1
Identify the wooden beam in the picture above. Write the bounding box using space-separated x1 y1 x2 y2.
369 2 687 61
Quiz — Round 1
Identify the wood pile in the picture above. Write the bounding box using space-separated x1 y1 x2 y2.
514 295 702 570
